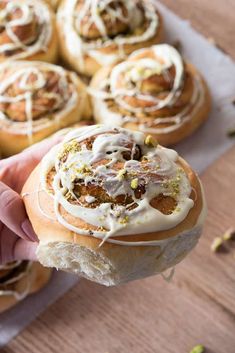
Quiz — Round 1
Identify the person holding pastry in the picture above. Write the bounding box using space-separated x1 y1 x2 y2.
0 137 59 313
0 125 206 286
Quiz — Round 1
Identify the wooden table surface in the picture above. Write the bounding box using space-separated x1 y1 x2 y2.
3 1 235 352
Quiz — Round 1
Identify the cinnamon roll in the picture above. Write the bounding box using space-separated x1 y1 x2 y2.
22 125 206 286
0 0 58 63
57 0 163 77
0 261 51 313
0 61 92 157
90 44 211 146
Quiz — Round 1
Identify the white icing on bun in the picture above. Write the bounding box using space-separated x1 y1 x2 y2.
0 0 58 62
90 44 211 146
57 0 162 76
0 61 91 156
40 125 201 245
23 125 206 286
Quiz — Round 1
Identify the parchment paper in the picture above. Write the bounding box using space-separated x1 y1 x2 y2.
1 1 235 347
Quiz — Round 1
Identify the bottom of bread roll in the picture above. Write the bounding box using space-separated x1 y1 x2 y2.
36 222 202 286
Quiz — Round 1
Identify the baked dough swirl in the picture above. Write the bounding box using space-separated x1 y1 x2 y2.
0 261 52 313
57 0 163 76
90 44 211 146
23 125 206 285
0 0 58 63
0 61 91 156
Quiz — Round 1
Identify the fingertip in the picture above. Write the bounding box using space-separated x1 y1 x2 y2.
14 239 38 262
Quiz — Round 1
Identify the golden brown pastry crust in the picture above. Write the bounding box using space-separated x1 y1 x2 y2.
0 61 92 157
90 46 211 146
23 155 203 250
0 0 58 64
57 0 163 77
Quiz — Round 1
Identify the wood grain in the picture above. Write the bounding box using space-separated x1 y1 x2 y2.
160 0 235 59
2 1 235 352
3 138 235 353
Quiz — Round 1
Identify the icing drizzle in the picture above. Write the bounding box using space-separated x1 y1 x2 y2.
0 61 81 141
90 44 205 134
0 0 52 60
57 0 160 69
40 125 196 246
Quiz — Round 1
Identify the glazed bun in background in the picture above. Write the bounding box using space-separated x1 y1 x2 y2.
57 0 163 77
90 44 211 146
23 125 206 286
0 0 58 63
0 61 92 157
0 261 52 313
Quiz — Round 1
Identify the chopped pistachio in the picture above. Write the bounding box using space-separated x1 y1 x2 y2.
169 179 180 196
131 178 138 190
210 237 224 252
117 168 127 180
58 140 81 160
57 150 67 161
144 135 158 147
119 216 129 225
75 163 91 175
65 140 81 153
176 175 181 181
175 207 181 213
223 227 235 241
207 36 217 45
189 344 205 353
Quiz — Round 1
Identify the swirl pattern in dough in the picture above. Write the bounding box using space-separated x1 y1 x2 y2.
90 44 211 146
0 61 91 156
57 0 163 76
0 0 58 63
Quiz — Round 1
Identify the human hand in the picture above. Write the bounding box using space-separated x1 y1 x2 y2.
0 136 61 264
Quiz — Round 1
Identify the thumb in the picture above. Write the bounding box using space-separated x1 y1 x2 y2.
14 239 38 262
0 182 37 241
